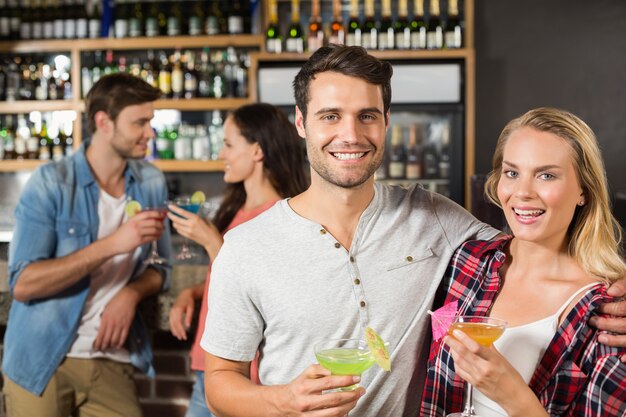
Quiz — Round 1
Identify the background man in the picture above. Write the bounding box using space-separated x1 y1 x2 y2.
2 73 171 417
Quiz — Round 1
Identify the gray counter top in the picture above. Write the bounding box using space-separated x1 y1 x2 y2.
0 263 208 332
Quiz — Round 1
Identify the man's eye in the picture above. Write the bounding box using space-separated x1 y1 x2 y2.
322 114 338 121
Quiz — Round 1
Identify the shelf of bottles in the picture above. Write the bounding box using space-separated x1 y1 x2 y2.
264 0 468 56
375 115 453 197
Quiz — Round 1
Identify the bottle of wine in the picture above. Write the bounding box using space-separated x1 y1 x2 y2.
144 0 160 37
197 48 213 98
406 123 423 180
171 49 184 99
445 0 462 49
378 0 393 50
20 0 33 41
113 0 128 38
41 0 54 39
167 0 183 36
394 0 410 50
188 0 205 36
128 0 143 37
87 0 101 38
410 0 426 49
307 0 323 52
427 0 443 49
328 0 344 45
31 0 44 40
362 0 377 50
265 0 282 53
183 50 198 98
8 0 21 40
228 0 244 35
53 0 65 39
157 50 172 98
285 0 304 53
0 0 10 41
388 124 406 179
345 0 361 47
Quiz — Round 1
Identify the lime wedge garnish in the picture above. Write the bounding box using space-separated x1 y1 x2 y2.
125 200 142 218
365 326 391 371
191 191 206 205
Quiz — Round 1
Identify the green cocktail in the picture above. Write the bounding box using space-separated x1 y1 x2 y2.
314 339 375 391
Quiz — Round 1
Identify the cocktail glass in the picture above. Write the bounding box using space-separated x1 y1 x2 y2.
172 196 201 260
446 316 507 417
314 338 376 392
142 205 168 265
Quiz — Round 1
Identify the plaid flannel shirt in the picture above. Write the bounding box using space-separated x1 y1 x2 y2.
420 237 626 417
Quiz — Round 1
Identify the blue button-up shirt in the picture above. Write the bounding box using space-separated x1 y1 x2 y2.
3 143 171 395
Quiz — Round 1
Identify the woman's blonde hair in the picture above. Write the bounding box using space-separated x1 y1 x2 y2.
485 107 626 281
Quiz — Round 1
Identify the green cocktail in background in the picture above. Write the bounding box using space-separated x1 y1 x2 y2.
314 339 375 391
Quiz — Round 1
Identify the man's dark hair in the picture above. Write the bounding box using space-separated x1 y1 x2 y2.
293 44 393 122
85 73 161 133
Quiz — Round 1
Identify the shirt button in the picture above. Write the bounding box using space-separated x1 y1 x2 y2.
360 301 366 308
350 256 355 262
354 278 361 285
406 256 413 262
320 229 327 235
334 243 341 248
68 228 75 235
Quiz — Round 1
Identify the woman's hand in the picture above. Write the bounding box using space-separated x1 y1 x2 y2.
445 330 548 417
167 204 222 256
169 287 197 340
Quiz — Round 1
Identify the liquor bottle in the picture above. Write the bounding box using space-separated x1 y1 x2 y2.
445 0 462 49
167 0 182 36
155 127 173 159
345 0 361 47
75 0 88 38
236 52 248 98
438 122 450 178
0 0 10 41
265 0 282 53
128 55 141 77
406 123 423 180
197 48 213 98
21 116 39 159
54 0 65 40
50 122 64 161
35 63 49 100
20 0 33 41
8 0 21 41
113 0 128 38
328 0 344 45
144 0 160 37
14 115 27 160
378 0 393 50
0 61 6 100
64 123 74 156
188 0 205 36
410 0 427 49
88 0 101 38
388 124 406 179
223 47 239 98
209 109 223 160
5 59 20 102
31 0 44 40
307 0 323 52
171 50 184 99
228 0 244 35
427 0 443 49
205 0 224 35
212 50 225 98
42 0 55 39
38 119 51 160
192 125 210 161
64 0 78 38
2 116 16 159
91 50 103 85
183 51 198 98
394 0 410 50
285 0 304 53
128 0 143 37
422 127 439 179
158 50 172 98
141 50 158 88
362 0 377 50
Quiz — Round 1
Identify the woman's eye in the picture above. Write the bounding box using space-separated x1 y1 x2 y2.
503 170 517 178
539 173 555 180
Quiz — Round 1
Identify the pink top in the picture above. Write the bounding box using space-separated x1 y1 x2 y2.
190 199 279 378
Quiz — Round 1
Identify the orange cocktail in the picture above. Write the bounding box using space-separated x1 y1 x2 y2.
448 321 505 347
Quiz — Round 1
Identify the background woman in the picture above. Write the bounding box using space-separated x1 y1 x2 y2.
167 103 308 417
421 107 626 416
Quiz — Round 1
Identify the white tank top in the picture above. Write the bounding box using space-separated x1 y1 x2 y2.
472 282 600 417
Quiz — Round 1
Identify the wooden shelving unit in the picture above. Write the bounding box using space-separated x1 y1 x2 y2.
0 0 476 206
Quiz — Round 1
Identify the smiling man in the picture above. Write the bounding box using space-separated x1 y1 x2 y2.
200 45 499 417
3 73 171 417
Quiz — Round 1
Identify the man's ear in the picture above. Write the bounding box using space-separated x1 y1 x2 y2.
295 106 306 139
94 111 112 133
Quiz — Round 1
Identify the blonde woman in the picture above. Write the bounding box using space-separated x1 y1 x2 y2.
421 107 626 416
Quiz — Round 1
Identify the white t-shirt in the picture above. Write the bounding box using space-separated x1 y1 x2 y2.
202 183 498 417
67 189 141 362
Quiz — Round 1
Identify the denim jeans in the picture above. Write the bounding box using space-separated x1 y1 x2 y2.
186 371 215 417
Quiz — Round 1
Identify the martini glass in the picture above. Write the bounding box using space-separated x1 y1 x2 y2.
447 316 507 417
142 204 168 265
172 196 201 260
314 338 376 392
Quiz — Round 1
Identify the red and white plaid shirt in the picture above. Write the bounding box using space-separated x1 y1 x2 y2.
420 237 626 417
